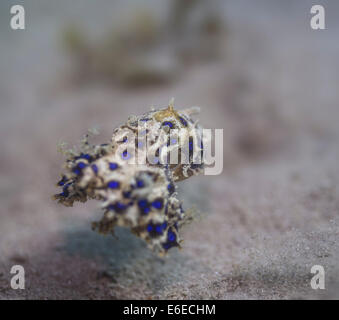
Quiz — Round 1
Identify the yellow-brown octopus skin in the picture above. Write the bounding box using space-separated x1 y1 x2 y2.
53 101 206 254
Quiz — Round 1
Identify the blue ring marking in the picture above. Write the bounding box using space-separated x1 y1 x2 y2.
168 230 176 242
152 199 163 210
57 176 67 186
123 191 131 198
121 150 132 160
60 185 69 197
136 179 144 188
138 199 148 208
109 162 118 170
114 202 128 212
155 225 163 234
167 183 175 194
77 162 87 169
179 116 188 127
162 242 171 250
142 207 150 214
81 154 92 161
162 121 174 128
107 180 120 189
73 168 81 175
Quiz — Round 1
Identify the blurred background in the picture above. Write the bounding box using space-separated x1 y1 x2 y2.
1 0 339 299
